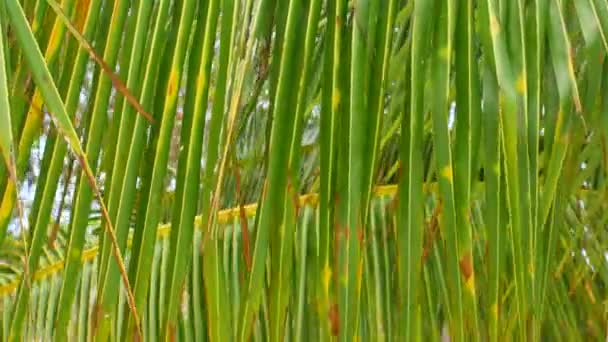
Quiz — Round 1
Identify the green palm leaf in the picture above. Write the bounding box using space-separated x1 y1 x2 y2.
1 1 607 341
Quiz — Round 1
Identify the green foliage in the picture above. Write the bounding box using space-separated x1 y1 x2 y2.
0 0 607 341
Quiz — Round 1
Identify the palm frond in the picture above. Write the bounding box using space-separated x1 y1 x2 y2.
0 0 607 341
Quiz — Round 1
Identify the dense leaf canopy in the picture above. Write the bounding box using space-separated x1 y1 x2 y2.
0 0 607 341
